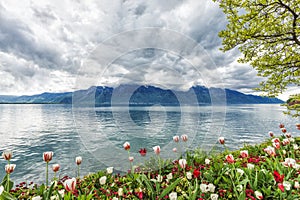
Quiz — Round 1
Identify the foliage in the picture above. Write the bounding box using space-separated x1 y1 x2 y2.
214 0 300 115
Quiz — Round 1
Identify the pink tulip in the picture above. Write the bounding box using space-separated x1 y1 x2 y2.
153 146 161 155
181 134 188 142
178 159 187 169
173 136 180 143
76 156 82 165
285 132 291 138
5 164 16 174
219 137 225 145
64 178 77 192
2 150 12 161
240 150 248 158
123 142 130 151
225 154 234 163
268 131 274 137
264 146 276 156
282 138 290 146
272 142 280 149
43 152 53 163
52 164 60 172
172 148 177 153
128 156 134 162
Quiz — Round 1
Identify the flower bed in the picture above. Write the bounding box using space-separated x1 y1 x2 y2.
1 123 300 199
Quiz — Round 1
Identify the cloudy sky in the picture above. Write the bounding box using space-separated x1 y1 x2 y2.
0 0 297 100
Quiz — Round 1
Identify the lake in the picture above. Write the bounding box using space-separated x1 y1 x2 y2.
0 104 298 184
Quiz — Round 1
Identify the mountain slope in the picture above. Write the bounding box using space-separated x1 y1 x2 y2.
0 85 284 105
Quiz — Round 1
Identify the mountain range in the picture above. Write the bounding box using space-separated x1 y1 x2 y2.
0 85 283 105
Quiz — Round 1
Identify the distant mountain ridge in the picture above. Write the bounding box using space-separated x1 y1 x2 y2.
0 85 284 105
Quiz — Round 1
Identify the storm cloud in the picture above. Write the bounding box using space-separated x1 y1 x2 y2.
0 0 276 98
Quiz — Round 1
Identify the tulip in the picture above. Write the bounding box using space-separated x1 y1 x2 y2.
138 148 147 156
247 163 254 170
75 156 82 165
283 181 291 191
64 178 76 192
285 132 291 138
181 134 188 142
278 183 284 192
2 150 12 162
282 138 290 146
178 159 187 169
272 138 280 143
5 164 16 192
128 156 134 162
240 150 248 158
294 181 300 189
296 123 300 130
268 131 274 137
279 123 285 128
118 188 124 196
166 173 173 180
75 156 82 178
169 192 177 200
52 164 60 180
106 167 113 174
218 137 225 145
264 146 276 156
123 142 130 151
205 158 210 165
225 154 234 163
173 136 179 143
282 158 296 168
210 194 218 200
43 152 53 163
254 191 263 199
172 148 177 153
43 151 53 186
157 174 163 182
0 185 3 195
52 164 60 172
281 128 287 133
32 196 42 200
153 146 161 155
5 164 16 174
272 142 280 149
99 176 107 185
186 172 192 180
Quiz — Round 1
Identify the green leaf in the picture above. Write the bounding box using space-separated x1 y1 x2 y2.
159 178 181 199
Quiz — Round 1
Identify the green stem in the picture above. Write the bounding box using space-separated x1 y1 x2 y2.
157 155 161 175
46 162 49 187
7 173 10 193
78 165 80 178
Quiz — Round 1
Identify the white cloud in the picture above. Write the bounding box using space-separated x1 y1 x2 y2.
0 0 290 98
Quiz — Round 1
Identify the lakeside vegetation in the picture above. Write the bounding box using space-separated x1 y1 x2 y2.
0 123 299 200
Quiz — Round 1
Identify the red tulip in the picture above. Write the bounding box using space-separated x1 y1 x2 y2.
43 152 53 163
281 128 287 133
173 136 179 143
2 150 12 161
52 164 60 172
282 138 290 146
193 169 201 178
138 148 147 156
279 123 285 128
123 142 130 151
64 178 77 192
272 142 280 149
5 164 16 174
153 146 161 155
75 156 82 165
225 154 234 163
278 183 284 192
272 138 280 143
218 137 225 145
285 132 291 138
273 170 284 183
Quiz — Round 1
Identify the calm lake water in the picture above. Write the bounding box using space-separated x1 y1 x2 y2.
0 104 299 184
